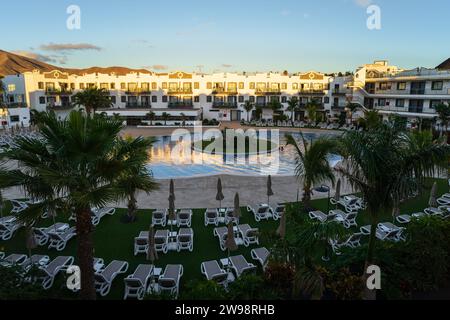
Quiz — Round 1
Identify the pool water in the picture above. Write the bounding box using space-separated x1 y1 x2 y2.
147 131 342 179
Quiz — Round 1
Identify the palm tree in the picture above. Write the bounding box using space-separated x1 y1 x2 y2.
161 112 170 125
116 136 159 223
180 113 187 127
255 105 263 121
287 97 299 121
335 124 450 299
242 101 254 122
345 103 359 125
360 110 382 130
285 133 337 208
72 87 113 117
434 103 450 137
146 111 156 126
0 111 157 300
305 103 317 125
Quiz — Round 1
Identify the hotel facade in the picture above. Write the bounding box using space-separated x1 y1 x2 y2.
1 59 450 127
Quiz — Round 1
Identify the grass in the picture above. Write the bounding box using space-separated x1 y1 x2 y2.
0 177 447 300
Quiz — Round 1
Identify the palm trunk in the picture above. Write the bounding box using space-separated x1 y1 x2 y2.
76 208 96 300
127 193 137 222
302 184 312 209
363 211 378 300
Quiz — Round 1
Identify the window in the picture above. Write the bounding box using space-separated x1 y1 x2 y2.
162 83 168 89
162 96 168 103
378 98 386 107
238 96 244 103
249 96 255 103
249 82 255 90
206 96 212 103
396 99 405 107
39 97 46 104
397 82 406 90
10 115 20 122
121 96 127 103
206 82 212 90
194 96 200 103
379 82 391 90
430 100 442 109
281 96 287 103
281 83 287 90
7 84 16 92
141 83 150 92
110 96 116 104
432 81 443 90
120 83 126 90
152 96 157 103
239 82 244 89
152 82 157 90
292 83 299 90
194 82 200 89
38 82 44 90
100 83 109 90
110 83 116 90
80 83 85 90
324 97 330 104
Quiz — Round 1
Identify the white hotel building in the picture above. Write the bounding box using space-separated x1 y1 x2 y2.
1 59 449 127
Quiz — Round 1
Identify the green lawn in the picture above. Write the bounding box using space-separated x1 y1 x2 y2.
0 178 447 300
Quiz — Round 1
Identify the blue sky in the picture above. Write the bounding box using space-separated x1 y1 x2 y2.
1 0 449 73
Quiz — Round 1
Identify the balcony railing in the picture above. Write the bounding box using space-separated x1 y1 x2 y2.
5 102 28 108
168 88 193 95
408 106 423 113
299 89 325 95
168 102 194 109
255 88 282 95
212 88 238 95
125 103 152 109
45 89 73 96
125 88 152 95
212 102 238 108
410 89 425 95
47 103 72 109
332 89 346 96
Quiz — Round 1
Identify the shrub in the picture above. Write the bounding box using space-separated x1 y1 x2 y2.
180 280 228 300
227 274 278 300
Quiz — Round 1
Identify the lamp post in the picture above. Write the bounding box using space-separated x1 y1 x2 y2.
313 185 331 213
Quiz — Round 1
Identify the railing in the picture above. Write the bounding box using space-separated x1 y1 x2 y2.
168 102 194 109
47 103 72 109
168 88 193 95
212 88 238 95
331 104 346 110
410 89 425 95
408 106 424 113
332 89 346 95
45 89 73 95
298 89 325 95
125 88 152 95
5 103 28 108
212 102 238 108
255 88 281 95
125 103 152 109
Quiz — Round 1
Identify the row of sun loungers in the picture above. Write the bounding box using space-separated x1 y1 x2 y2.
134 228 194 255
330 195 366 213
309 209 358 229
246 204 285 222
152 209 193 228
213 224 259 251
69 207 116 226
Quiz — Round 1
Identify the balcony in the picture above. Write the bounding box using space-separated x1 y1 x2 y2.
332 89 346 96
168 102 194 109
255 88 282 95
45 88 73 96
167 88 193 95
5 102 28 108
125 88 152 95
212 88 238 95
125 103 152 109
212 102 238 109
299 89 325 95
47 103 72 110
410 89 425 95
331 104 346 111
408 106 423 113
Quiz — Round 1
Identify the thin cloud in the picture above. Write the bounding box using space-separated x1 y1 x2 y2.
12 50 67 65
143 65 169 71
39 43 102 51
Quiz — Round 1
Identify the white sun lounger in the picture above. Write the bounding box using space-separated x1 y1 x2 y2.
271 204 285 220
95 260 129 297
134 231 149 256
334 211 358 229
48 226 76 251
251 247 270 270
0 253 28 267
34 223 69 246
424 207 444 217
229 255 257 278
0 221 23 241
158 264 183 298
152 209 167 227
204 209 219 226
247 204 273 222
177 228 194 252
124 264 154 300
155 230 169 254
396 212 425 224
0 252 4 260
37 256 75 289
10 200 28 214
201 260 228 287
224 208 239 225
91 207 116 226
308 210 339 223
213 227 228 251
437 197 450 206
177 210 192 228
238 224 259 247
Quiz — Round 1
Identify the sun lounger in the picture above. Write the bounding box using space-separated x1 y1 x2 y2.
134 231 149 256
200 260 228 286
247 204 272 222
0 253 28 267
0 252 4 260
308 210 339 223
152 209 167 227
177 228 194 252
34 223 69 246
37 256 74 289
123 264 154 300
155 230 169 254
0 220 23 241
238 224 259 247
424 207 444 217
437 197 450 206
10 200 28 214
334 211 358 229
224 208 239 225
213 227 228 251
95 260 129 296
177 209 192 228
48 226 76 251
204 209 218 226
228 255 257 278
91 207 116 226
271 204 285 220
158 264 183 298
23 255 50 270
396 212 425 224
251 247 270 270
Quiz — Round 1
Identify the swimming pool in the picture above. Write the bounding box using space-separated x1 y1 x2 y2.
147 130 342 179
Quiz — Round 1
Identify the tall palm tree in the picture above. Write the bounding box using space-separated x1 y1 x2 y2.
242 101 254 122
434 103 450 137
305 103 317 125
0 111 157 300
161 112 170 125
360 109 382 130
116 136 159 223
335 124 450 299
72 87 113 116
345 103 359 125
146 111 156 126
287 97 299 121
286 133 337 208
